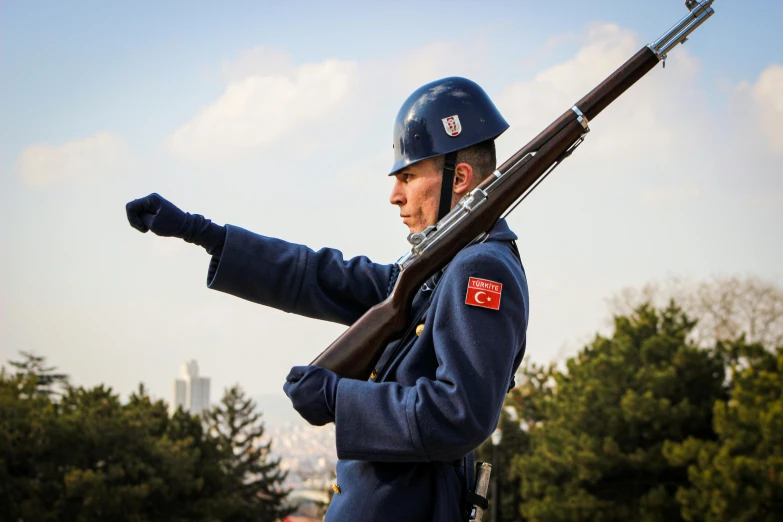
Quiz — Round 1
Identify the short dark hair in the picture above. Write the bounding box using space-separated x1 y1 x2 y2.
433 139 497 182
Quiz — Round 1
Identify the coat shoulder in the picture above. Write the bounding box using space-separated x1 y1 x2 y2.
437 239 528 304
449 239 525 279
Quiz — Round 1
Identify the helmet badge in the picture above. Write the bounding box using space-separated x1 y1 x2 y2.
441 115 462 137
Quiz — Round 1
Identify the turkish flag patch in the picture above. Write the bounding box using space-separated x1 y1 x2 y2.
465 277 502 310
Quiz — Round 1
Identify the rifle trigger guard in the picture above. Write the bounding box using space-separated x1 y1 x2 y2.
571 106 590 131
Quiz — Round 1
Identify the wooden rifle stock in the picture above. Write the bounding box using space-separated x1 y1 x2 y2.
312 12 711 379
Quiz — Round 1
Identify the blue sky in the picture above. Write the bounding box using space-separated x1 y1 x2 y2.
3 1 780 157
1 1 781 406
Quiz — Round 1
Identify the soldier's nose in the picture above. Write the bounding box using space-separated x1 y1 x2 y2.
389 185 406 206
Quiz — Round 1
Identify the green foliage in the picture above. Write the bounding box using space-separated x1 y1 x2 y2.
205 385 290 522
0 364 289 521
664 343 783 521
514 303 729 521
6 296 781 521
476 301 783 521
8 350 69 396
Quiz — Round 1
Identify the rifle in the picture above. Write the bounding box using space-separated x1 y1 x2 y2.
312 0 716 380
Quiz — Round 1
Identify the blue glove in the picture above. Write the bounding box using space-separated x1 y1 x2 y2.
125 193 226 254
126 193 187 236
283 366 341 426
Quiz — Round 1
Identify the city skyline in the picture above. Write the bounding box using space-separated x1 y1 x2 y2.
169 359 211 415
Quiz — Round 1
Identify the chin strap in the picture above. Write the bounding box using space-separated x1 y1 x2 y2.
437 151 458 221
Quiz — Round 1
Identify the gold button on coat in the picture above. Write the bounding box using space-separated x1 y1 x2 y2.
370 369 378 380
332 483 341 494
415 324 425 336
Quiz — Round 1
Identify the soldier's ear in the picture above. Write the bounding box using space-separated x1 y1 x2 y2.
453 162 474 195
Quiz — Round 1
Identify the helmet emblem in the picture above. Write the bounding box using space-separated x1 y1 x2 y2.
441 115 462 137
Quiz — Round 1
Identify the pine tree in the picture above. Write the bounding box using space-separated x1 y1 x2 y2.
516 302 728 521
8 351 69 396
205 385 290 522
664 343 783 521
0 369 237 521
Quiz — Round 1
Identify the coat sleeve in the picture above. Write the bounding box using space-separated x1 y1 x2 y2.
207 225 396 325
333 246 528 462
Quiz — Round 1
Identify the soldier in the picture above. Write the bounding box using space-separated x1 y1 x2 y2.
126 77 529 521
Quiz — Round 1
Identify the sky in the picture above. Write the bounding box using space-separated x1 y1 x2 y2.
1 1 782 410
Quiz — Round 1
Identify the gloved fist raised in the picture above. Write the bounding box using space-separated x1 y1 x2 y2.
125 193 227 254
126 193 187 236
283 366 341 426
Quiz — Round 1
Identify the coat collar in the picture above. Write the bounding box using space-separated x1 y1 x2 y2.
486 218 518 242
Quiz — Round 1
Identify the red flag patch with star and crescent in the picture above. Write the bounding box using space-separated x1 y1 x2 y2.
465 277 502 310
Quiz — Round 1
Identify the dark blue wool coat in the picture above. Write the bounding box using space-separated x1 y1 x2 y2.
207 219 529 521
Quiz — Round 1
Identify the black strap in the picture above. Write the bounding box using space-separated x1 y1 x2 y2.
465 451 475 496
465 490 489 511
462 449 480 520
506 239 524 393
438 151 458 221
509 240 522 262
386 264 400 298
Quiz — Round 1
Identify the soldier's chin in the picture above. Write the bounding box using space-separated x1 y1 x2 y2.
405 222 423 234
407 220 433 234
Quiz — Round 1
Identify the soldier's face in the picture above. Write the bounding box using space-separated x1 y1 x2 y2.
389 159 442 234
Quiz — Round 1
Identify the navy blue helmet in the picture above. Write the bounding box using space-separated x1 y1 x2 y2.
389 77 509 175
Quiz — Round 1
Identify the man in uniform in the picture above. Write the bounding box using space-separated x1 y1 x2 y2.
126 77 529 521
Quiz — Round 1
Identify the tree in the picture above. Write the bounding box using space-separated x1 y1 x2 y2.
515 303 727 521
32 383 235 521
8 350 69 396
0 357 256 521
205 384 290 522
609 276 783 349
0 368 59 521
664 343 783 521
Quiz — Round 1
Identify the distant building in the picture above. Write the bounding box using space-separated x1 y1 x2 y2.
169 360 211 416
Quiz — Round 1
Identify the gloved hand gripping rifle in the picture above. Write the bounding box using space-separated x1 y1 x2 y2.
312 0 716 381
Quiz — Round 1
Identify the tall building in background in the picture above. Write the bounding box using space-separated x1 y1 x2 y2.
169 360 211 416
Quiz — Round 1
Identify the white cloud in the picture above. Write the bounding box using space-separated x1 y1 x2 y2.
220 46 293 82
364 37 493 110
396 40 491 86
496 24 636 143
750 64 783 156
170 33 495 168
494 23 704 173
167 58 359 163
16 132 127 187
